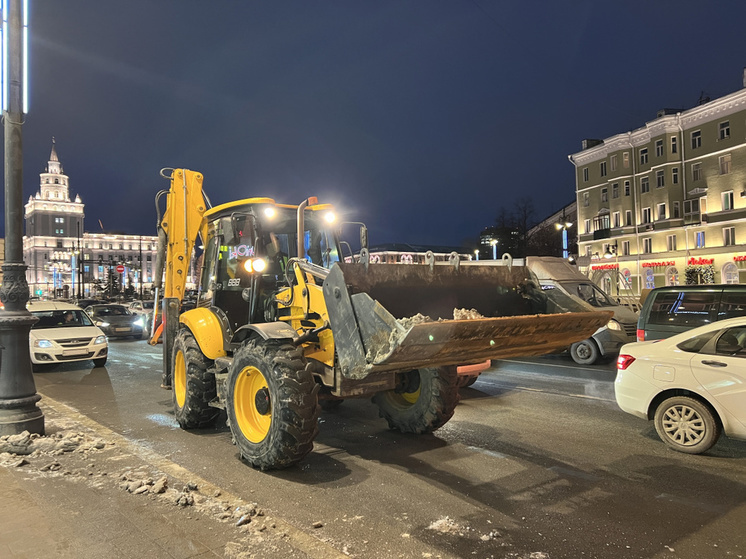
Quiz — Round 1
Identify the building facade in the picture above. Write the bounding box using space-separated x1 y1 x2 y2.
23 140 159 299
569 83 746 297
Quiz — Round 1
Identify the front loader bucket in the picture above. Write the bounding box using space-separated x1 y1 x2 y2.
322 262 612 380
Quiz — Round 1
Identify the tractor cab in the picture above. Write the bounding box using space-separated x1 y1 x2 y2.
197 198 341 334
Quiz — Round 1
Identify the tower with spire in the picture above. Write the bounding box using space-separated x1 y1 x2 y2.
23 138 160 299
25 137 85 237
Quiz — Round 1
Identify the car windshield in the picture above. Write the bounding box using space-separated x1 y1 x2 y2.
94 306 131 316
31 310 94 329
142 301 154 310
563 281 617 308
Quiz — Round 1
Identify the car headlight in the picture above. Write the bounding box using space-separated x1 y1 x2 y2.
94 335 107 345
96 321 110 328
33 339 54 348
606 319 622 331
134 317 144 327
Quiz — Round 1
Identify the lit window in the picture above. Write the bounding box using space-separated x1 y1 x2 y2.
722 191 734 211
695 231 705 248
623 152 630 168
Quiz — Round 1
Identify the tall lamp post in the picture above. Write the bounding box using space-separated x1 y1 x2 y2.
555 219 573 259
490 239 498 260
0 0 44 435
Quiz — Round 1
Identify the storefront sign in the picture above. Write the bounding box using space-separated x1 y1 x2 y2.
590 263 618 270
642 261 675 268
688 257 714 265
734 255 746 262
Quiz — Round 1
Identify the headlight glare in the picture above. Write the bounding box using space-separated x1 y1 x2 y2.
606 319 622 331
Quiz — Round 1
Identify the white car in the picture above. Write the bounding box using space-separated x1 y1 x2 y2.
28 301 108 371
615 316 746 454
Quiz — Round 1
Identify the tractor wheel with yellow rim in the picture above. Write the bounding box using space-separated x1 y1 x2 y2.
372 366 460 433
172 328 220 429
226 339 319 470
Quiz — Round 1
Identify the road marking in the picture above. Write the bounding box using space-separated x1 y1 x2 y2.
473 378 615 403
497 358 608 372
39 394 349 559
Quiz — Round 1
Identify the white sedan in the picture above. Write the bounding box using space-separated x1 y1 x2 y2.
615 316 746 454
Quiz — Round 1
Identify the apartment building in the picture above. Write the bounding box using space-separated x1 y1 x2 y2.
568 83 746 296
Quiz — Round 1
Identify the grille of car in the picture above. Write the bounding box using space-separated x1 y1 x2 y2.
623 323 637 338
58 338 94 347
58 352 95 361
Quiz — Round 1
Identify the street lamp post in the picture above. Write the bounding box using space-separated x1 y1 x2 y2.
0 0 44 435
474 249 479 261
555 220 573 259
490 239 498 260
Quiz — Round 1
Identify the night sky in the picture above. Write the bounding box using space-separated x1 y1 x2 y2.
6 1 746 248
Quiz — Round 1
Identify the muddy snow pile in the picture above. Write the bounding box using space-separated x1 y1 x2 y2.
0 422 290 556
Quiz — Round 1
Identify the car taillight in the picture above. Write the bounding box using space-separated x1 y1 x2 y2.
636 328 645 342
617 354 636 370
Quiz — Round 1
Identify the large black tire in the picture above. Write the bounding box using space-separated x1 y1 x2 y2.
373 366 460 433
570 338 600 365
92 356 107 368
654 396 721 454
172 328 219 429
226 339 319 470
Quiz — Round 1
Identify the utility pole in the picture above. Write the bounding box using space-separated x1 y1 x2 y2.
0 0 44 435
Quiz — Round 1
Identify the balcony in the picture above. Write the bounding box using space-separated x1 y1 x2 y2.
593 228 611 240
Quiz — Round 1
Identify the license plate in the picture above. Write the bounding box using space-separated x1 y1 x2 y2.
116 327 131 332
63 348 87 356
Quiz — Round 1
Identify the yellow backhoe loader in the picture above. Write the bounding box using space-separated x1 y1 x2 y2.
151 169 611 470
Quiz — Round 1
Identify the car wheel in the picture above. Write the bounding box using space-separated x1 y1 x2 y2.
570 339 599 365
653 396 721 454
93 357 107 368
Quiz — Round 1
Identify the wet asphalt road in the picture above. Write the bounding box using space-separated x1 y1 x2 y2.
32 340 746 559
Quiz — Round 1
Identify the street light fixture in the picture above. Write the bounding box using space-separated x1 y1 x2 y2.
603 242 618 259
490 239 498 260
474 249 479 261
